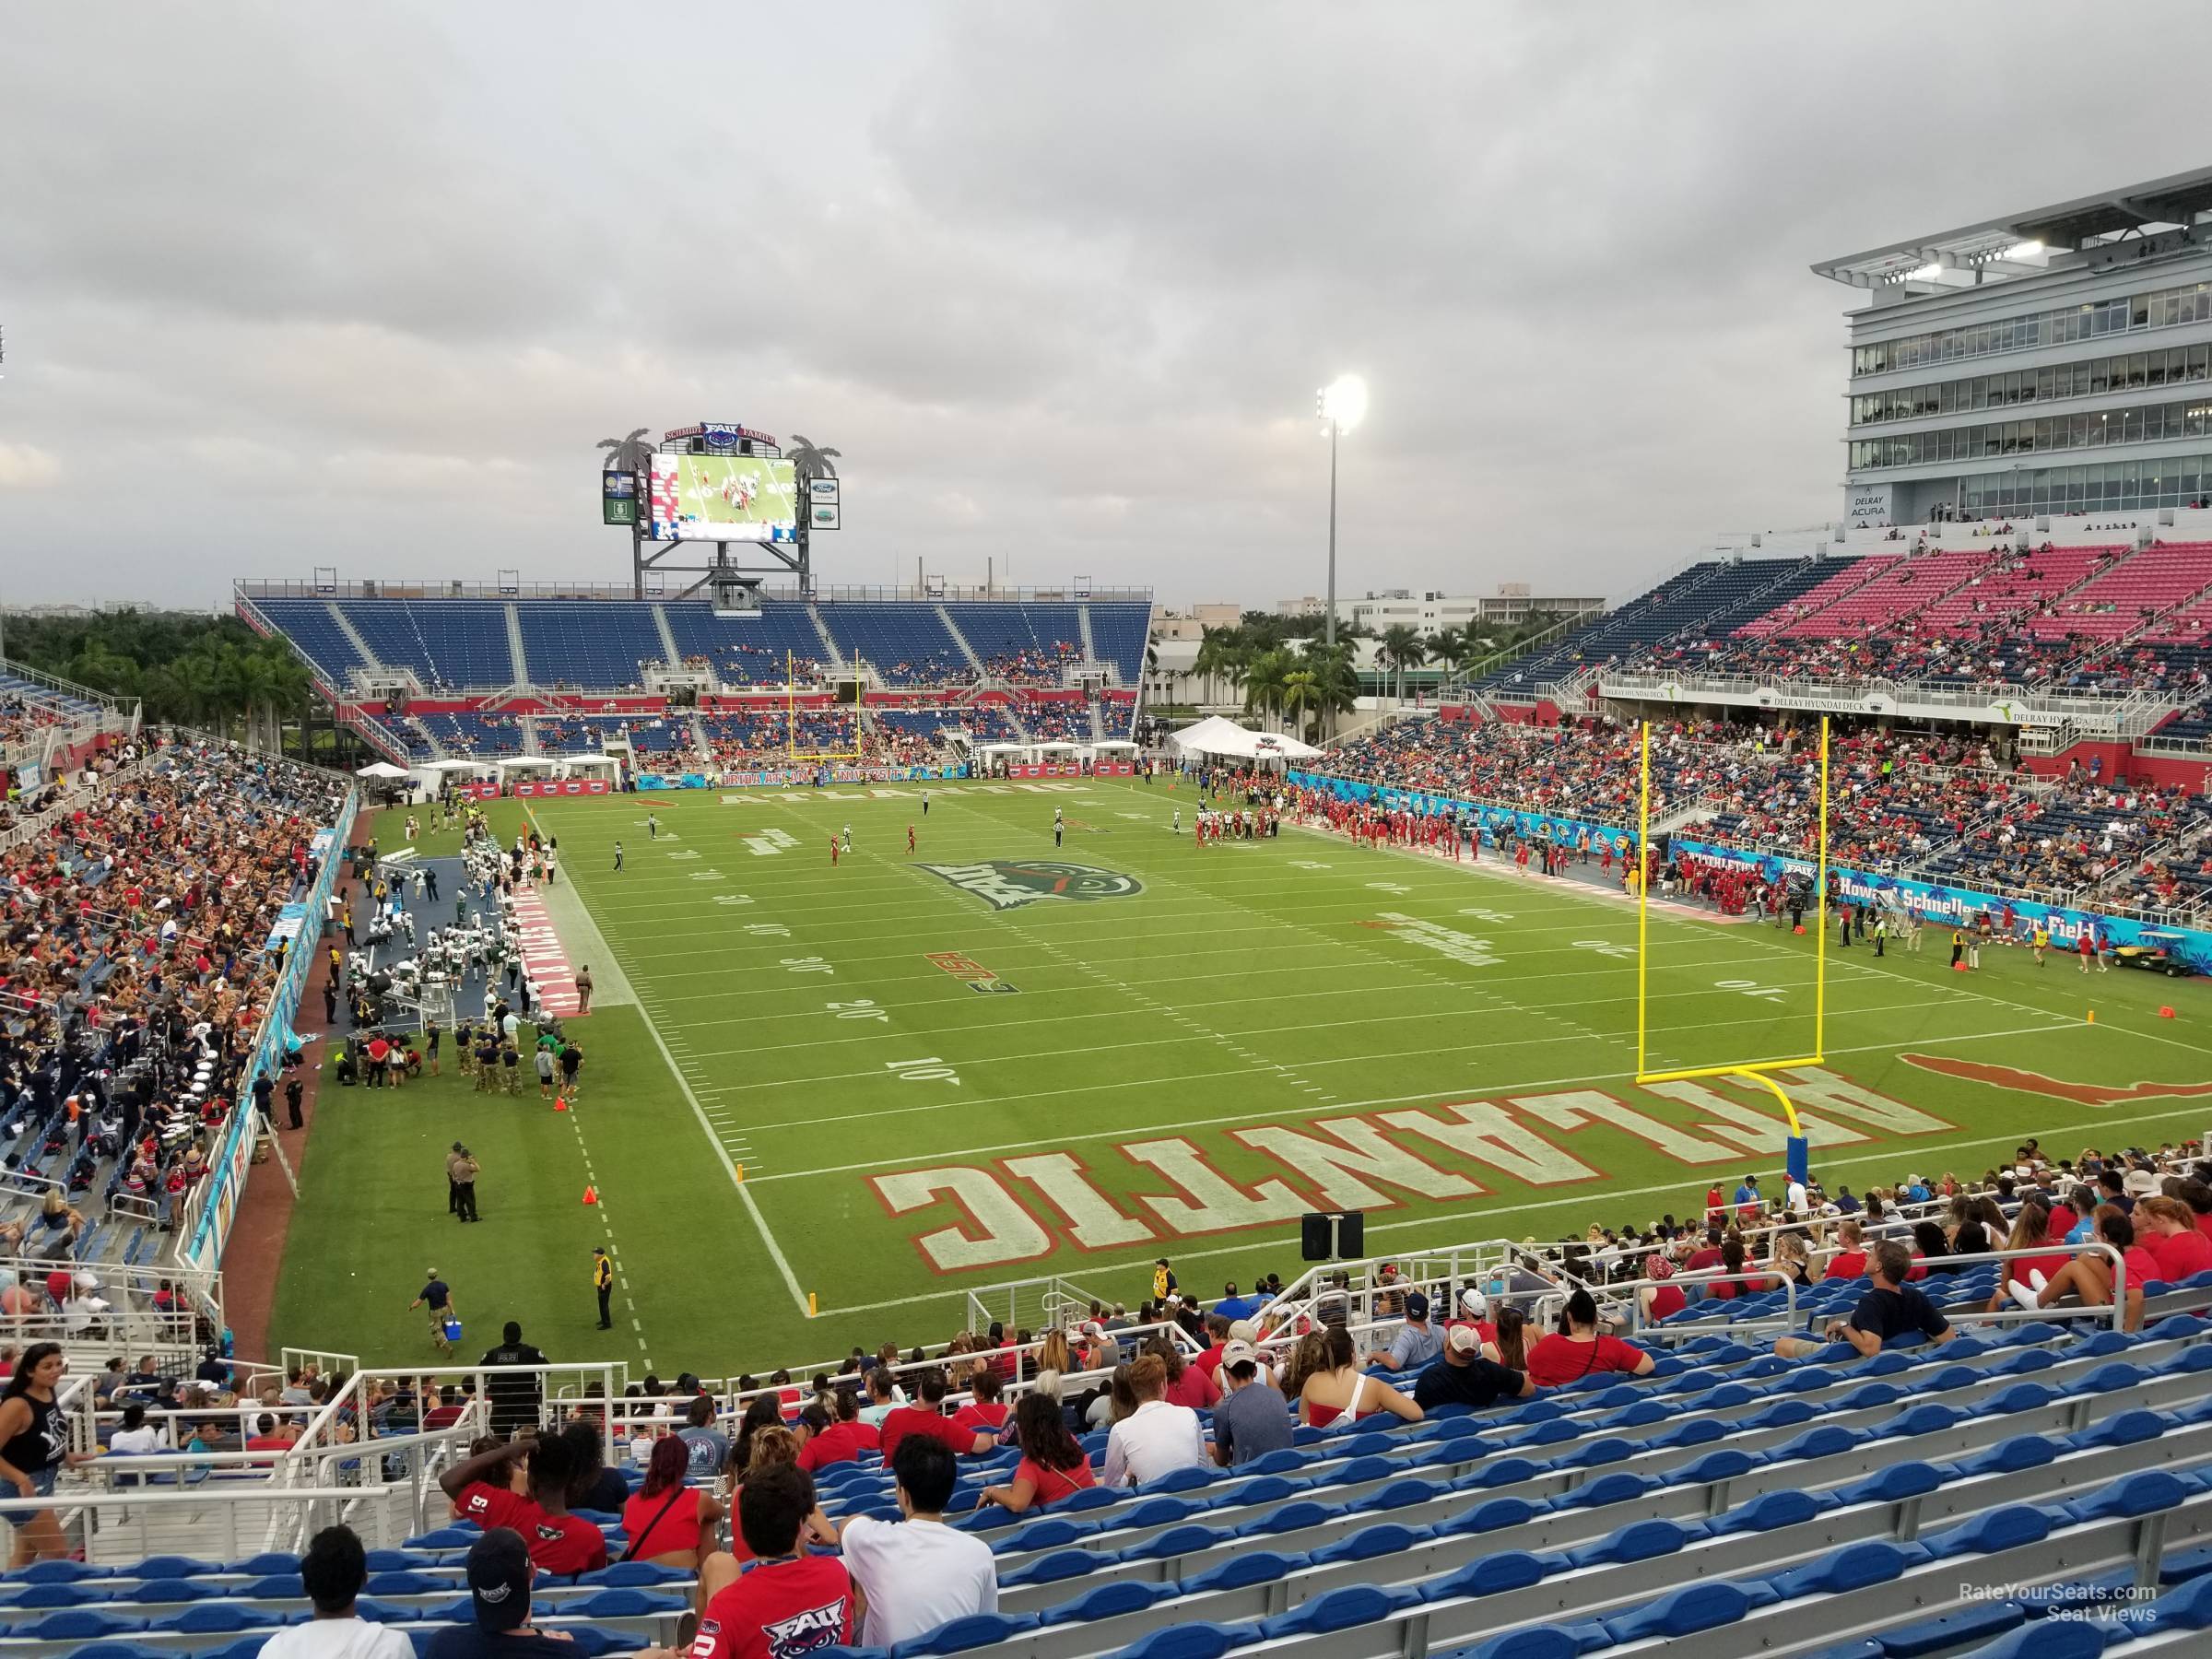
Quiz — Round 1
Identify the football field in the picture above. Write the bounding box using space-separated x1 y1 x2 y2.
273 779 2212 1375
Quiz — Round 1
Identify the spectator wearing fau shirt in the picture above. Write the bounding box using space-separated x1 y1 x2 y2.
876 1370 994 1466
2013 1206 2159 1333
674 1465 853 1659
2136 1196 2212 1283
436 1434 606 1576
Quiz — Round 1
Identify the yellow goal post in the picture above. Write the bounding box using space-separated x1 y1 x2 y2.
1635 714 1829 1171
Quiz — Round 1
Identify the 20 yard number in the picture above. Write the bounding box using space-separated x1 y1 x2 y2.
828 999 889 1022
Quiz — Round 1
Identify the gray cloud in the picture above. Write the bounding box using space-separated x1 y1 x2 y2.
0 1 2196 608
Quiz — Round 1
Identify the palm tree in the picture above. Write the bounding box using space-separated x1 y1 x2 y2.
1241 648 1294 729
1299 638 1359 739
595 429 654 474
1191 627 1250 707
1378 624 1424 707
785 435 841 483
1279 668 1322 738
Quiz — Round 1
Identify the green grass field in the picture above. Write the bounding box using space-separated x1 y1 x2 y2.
270 779 2212 1378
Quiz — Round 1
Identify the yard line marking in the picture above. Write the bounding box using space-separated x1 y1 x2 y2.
600 934 810 1318
743 1018 2078 1183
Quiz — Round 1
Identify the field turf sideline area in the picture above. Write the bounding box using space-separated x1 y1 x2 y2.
273 778 2212 1371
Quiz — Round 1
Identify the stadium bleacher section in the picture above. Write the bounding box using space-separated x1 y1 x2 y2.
661 602 830 686
0 735 349 1282
816 604 971 687
514 602 669 690
15 1140 2212 1659
339 601 514 690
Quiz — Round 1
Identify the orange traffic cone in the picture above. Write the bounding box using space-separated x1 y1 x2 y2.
553 1095 569 1112
1792 925 1805 935
2159 1006 2176 1019
582 1184 598 1205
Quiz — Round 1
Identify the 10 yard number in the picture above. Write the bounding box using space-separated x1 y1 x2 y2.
1716 978 1788 1002
887 1056 960 1085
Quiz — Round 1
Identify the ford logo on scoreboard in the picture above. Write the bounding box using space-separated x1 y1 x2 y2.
807 477 840 503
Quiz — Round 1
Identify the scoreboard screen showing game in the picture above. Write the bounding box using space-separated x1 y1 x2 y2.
645 454 799 543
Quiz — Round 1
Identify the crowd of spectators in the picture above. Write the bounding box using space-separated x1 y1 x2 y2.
1317 712 2210 913
0 735 349 1277
985 641 1082 687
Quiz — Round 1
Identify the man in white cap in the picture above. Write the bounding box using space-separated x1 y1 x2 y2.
1209 1340 1292 1468
1446 1287 1498 1348
1413 1324 1534 1412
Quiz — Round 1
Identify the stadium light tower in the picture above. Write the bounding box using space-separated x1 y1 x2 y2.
1317 374 1368 647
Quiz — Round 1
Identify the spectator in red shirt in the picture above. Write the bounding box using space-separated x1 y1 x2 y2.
877 1371 994 1466
1636 1254 1687 1325
243 1413 299 1465
1824 1218 1869 1282
978 1393 1098 1515
1524 1290 1655 1387
799 1389 880 1474
2181 1179 2212 1247
1152 1338 1221 1412
620 1436 724 1571
436 1434 607 1575
685 1465 853 1659
2138 1196 2212 1283
2013 1206 2159 1334
949 1370 1008 1438
1986 1199 2074 1315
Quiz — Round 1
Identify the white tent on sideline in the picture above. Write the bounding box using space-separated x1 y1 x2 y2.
354 760 409 780
1168 716 1321 761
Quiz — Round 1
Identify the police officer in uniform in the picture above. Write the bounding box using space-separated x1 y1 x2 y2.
594 1246 614 1330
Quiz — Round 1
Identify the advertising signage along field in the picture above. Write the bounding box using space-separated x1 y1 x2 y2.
646 453 799 543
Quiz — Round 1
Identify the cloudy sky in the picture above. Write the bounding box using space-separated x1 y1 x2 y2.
0 4 2195 611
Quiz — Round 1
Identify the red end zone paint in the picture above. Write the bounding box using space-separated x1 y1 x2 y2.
509 887 582 1015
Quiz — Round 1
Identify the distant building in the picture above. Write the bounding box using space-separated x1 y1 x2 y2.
1343 588 1605 634
1815 167 2212 525
1149 603 1242 641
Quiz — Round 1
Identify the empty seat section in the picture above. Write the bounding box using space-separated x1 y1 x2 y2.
662 603 826 684
339 601 512 688
815 604 969 686
253 599 366 681
1778 549 1990 639
514 604 668 689
1088 602 1151 681
1915 545 2115 634
2031 542 2212 642
944 604 1081 684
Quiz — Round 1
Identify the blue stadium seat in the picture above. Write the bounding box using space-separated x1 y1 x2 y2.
1257 1582 1423 1638
1601 1580 1757 1641
1038 1578 1180 1624
1177 1550 1308 1594
888 1611 1040 1656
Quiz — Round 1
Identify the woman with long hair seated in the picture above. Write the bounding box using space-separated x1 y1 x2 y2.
2011 1206 2159 1333
977 1393 1097 1514
1293 1326 1421 1429
1524 1289 1655 1387
621 1435 725 1571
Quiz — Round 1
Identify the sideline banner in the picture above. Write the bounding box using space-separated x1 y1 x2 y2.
457 781 502 801
187 785 359 1273
1288 771 1635 856
511 779 611 798
1671 835 2212 971
642 763 974 790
